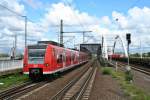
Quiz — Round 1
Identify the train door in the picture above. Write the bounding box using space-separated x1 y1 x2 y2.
68 50 71 66
74 51 77 64
77 52 79 64
57 51 63 69
79 52 81 63
62 50 66 68
71 51 73 65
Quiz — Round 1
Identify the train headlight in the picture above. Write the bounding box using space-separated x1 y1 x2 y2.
45 63 49 67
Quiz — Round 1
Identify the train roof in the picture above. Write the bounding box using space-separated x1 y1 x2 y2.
28 44 47 49
37 41 64 47
27 41 87 54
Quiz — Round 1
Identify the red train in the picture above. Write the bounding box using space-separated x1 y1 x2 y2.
23 41 89 80
108 54 124 59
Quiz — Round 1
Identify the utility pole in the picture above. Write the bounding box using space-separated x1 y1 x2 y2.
83 32 85 43
14 34 17 58
127 41 130 65
24 16 27 48
101 35 104 51
140 39 143 58
59 19 92 46
60 19 63 46
62 31 92 43
11 34 17 59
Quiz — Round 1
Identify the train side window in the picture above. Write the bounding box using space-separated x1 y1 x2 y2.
57 54 63 63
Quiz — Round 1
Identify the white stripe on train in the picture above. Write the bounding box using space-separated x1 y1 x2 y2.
23 61 88 75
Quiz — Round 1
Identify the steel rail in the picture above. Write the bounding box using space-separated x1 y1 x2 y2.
0 81 48 100
118 62 150 76
75 65 97 100
50 59 96 100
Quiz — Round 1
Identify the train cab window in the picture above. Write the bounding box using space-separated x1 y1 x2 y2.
28 48 46 64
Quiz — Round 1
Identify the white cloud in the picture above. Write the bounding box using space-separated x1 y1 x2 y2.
41 3 150 52
112 7 150 35
0 0 25 16
42 3 99 27
110 7 150 53
100 16 111 26
40 2 100 47
0 0 46 54
0 0 150 54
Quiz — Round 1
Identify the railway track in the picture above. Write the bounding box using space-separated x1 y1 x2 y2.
109 61 150 75
0 60 95 100
0 60 93 100
118 62 150 76
50 59 97 100
0 80 49 100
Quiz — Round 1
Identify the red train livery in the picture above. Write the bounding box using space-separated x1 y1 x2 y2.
108 54 124 59
23 42 88 79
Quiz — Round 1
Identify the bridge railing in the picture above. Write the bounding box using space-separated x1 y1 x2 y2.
0 60 23 72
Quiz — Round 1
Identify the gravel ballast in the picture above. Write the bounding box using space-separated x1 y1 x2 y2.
89 66 127 100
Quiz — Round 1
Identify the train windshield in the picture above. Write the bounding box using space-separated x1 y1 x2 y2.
28 49 46 64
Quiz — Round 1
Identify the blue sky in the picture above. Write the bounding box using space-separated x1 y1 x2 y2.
78 0 150 16
0 0 150 54
21 0 150 21
12 0 150 53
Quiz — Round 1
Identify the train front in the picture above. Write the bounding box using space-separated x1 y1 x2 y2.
23 45 51 80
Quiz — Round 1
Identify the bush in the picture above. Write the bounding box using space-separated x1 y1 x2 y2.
125 71 133 82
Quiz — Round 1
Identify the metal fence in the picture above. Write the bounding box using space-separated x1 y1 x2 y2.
0 60 23 72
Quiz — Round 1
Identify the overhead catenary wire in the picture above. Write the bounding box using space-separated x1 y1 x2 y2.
0 3 27 49
0 1 57 27
0 2 60 29
62 1 86 30
0 3 23 17
0 3 44 43
0 1 99 45
62 0 99 45
63 0 86 30
0 2 61 50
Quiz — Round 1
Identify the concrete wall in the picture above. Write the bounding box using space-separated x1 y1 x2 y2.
0 60 23 72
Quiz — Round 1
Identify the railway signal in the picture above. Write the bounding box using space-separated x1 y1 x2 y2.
126 33 131 45
126 33 133 82
126 33 131 66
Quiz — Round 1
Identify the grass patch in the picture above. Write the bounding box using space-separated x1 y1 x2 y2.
102 67 112 75
102 67 150 100
0 73 29 91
